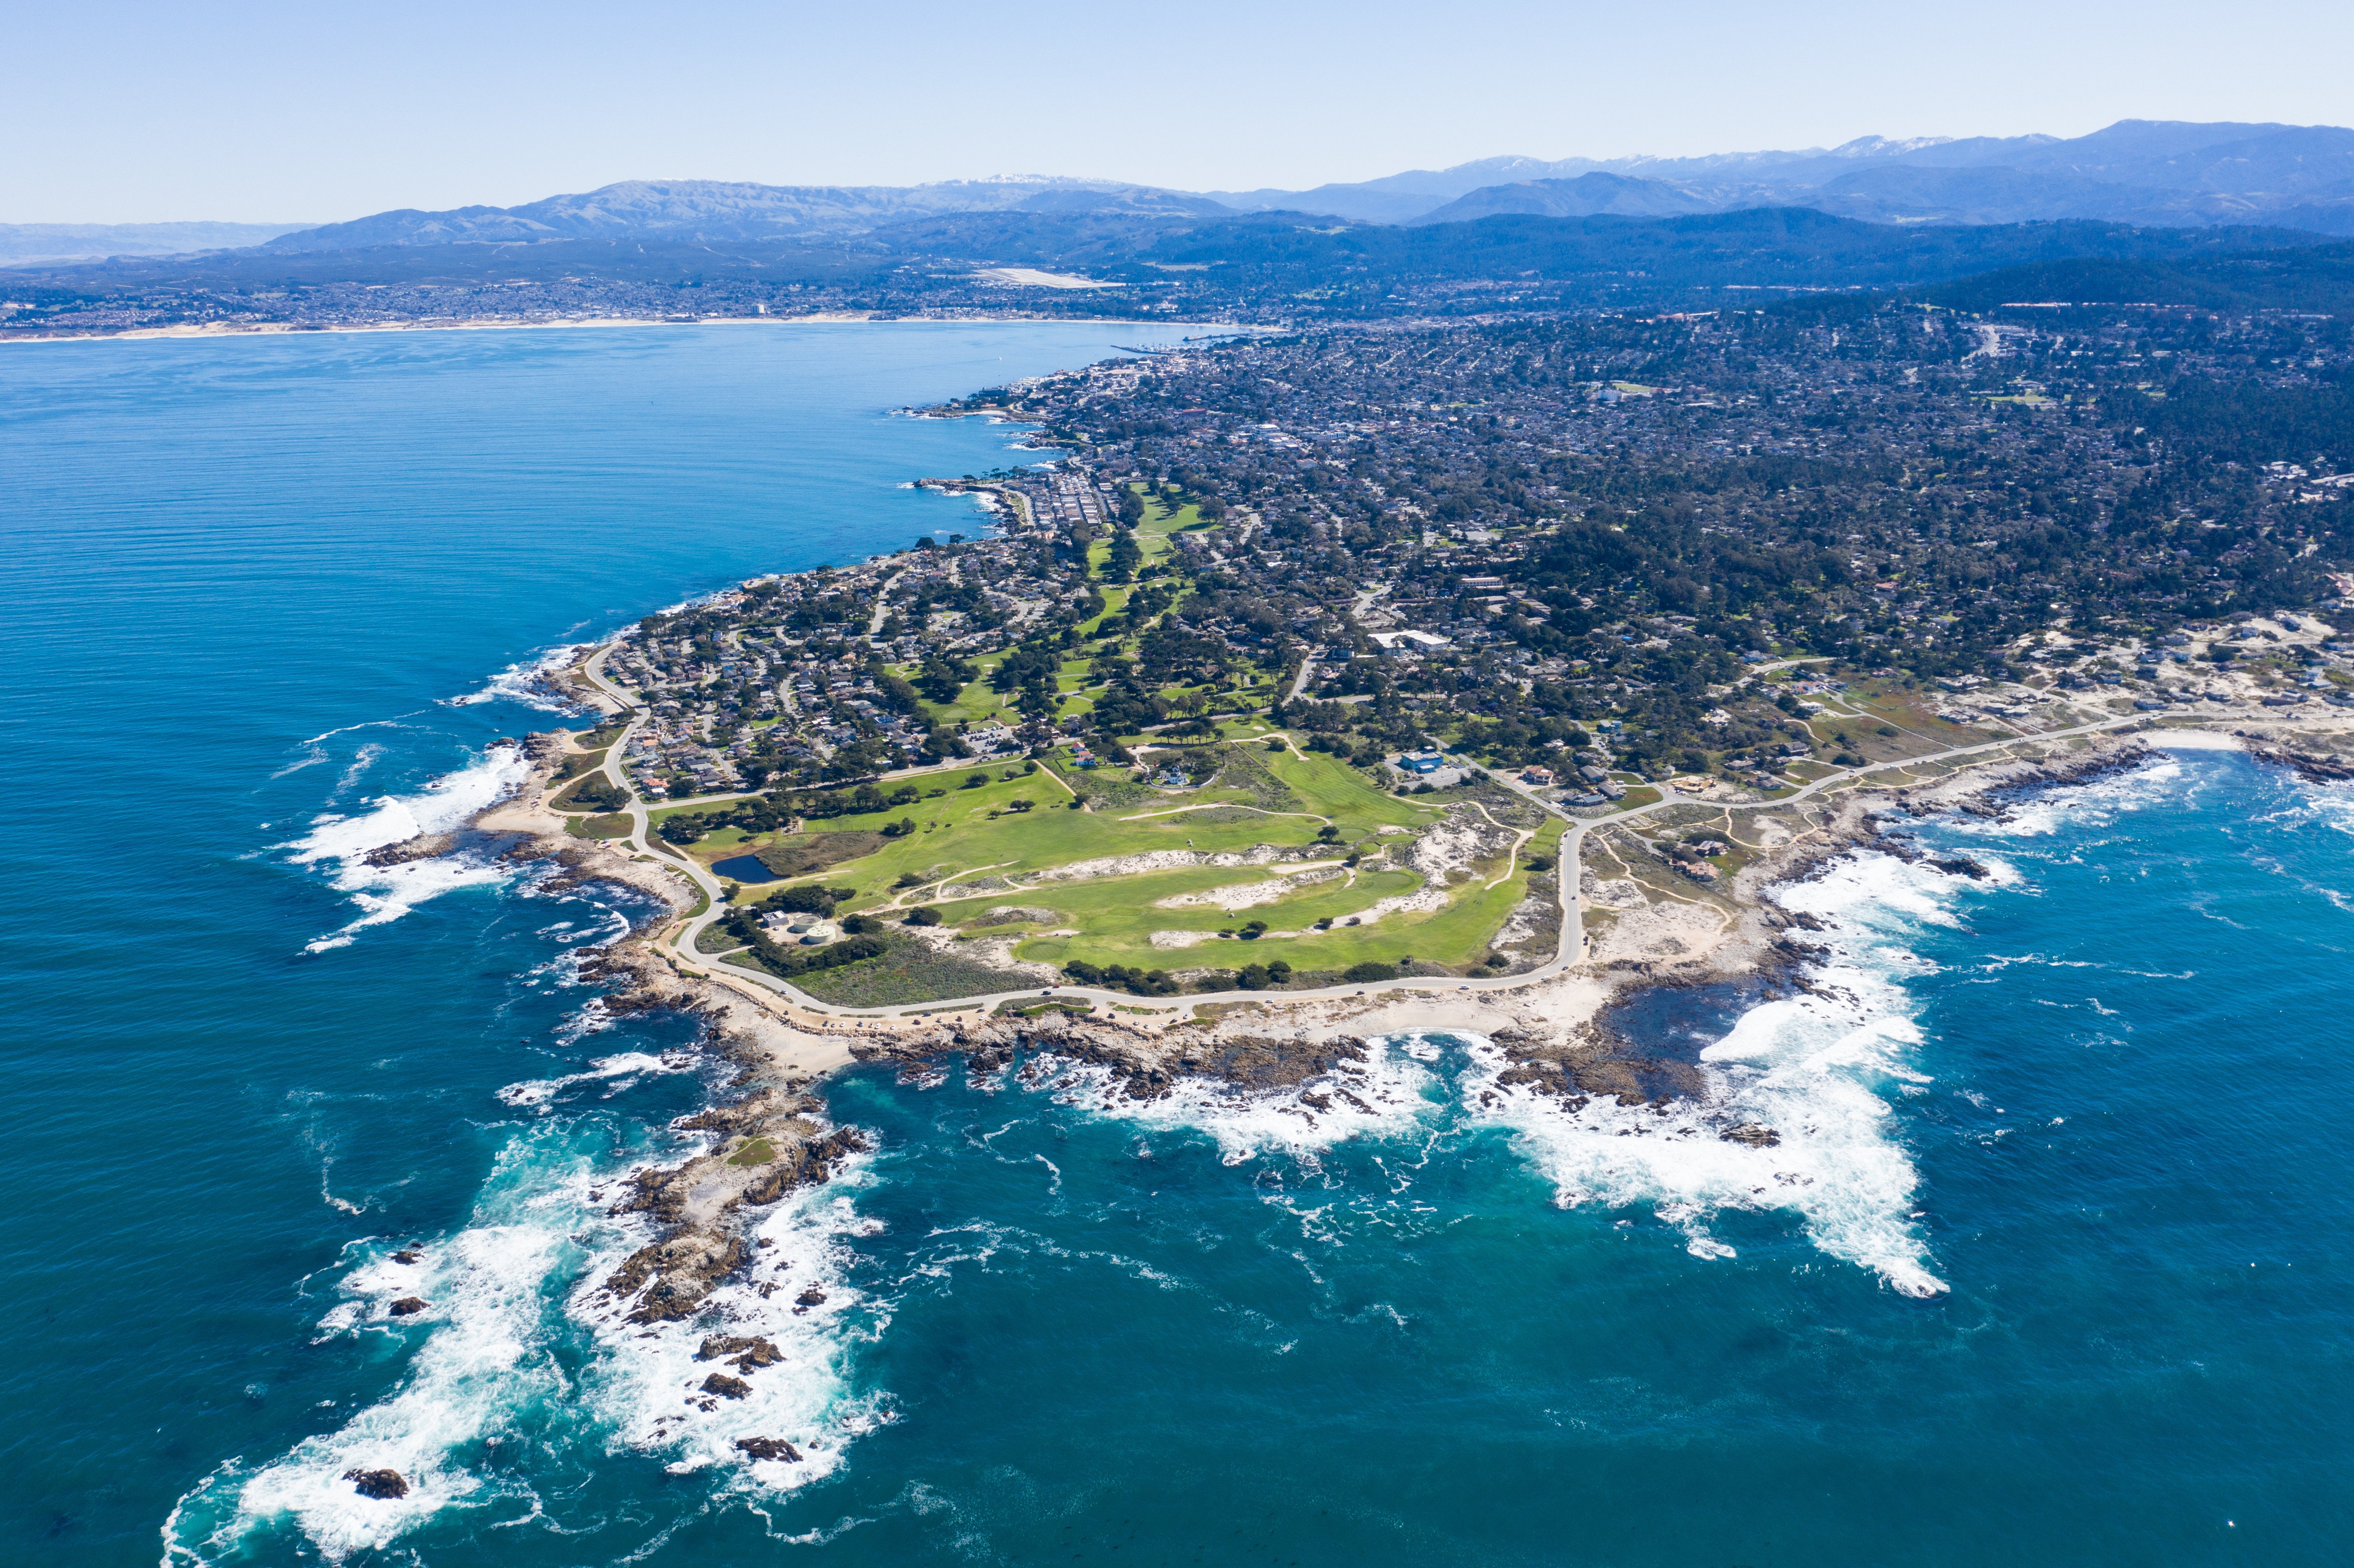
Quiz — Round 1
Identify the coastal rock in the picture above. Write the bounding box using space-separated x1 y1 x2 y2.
599 1086 867 1325
606 1235 750 1324
794 1286 826 1308
735 1436 803 1462
388 1297 429 1316
696 1333 783 1371
343 1468 409 1500
2245 742 2354 784
700 1372 752 1400
364 833 457 867
391 1249 421 1265
1721 1123 1782 1147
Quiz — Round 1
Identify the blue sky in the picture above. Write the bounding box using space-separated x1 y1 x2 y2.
10 0 2350 222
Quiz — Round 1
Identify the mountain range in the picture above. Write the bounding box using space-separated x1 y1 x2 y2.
1228 120 2354 232
232 120 2354 255
12 119 2354 273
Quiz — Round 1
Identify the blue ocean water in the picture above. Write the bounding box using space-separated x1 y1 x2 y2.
5 328 2352 1566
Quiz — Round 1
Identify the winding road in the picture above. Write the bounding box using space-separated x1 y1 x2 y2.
565 643 2182 1024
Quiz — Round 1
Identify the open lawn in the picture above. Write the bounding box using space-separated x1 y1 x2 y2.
687 745 1549 979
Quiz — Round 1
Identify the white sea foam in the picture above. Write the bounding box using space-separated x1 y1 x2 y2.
568 1162 884 1498
444 642 595 712
286 744 530 952
1937 752 2182 843
169 1117 885 1561
1021 1037 1437 1165
187 1206 572 1559
496 1048 693 1107
1461 849 1957 1297
332 742 386 798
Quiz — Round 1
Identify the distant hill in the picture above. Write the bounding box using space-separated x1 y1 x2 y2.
25 204 2326 317
1407 173 1722 224
0 221 311 268
1915 242 2354 315
259 179 1231 253
1215 120 2354 236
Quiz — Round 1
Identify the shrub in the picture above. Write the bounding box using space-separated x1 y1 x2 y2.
1343 962 1398 983
763 883 844 916
1060 960 1180 996
904 905 942 926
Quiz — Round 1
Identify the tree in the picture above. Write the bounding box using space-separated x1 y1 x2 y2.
904 905 942 926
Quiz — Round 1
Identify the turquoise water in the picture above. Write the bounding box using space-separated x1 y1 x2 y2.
5 329 2351 1565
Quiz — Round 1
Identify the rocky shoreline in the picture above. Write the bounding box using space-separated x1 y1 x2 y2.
410 721 2306 1335
2239 737 2354 784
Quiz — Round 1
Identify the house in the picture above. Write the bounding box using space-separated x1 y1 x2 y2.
1370 630 1453 656
1520 766 1555 786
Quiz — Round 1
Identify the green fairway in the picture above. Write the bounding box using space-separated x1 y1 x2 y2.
660 742 1552 983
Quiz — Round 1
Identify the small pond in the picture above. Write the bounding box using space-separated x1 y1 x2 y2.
711 853 779 883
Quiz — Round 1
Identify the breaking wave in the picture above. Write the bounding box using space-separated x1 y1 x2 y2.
284 744 529 952
444 643 595 713
1013 1035 1439 1167
162 1119 883 1563
1467 848 1956 1297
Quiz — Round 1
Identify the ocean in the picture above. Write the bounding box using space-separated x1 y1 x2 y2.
3 325 2350 1566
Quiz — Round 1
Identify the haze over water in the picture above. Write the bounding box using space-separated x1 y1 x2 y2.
4 325 2350 1565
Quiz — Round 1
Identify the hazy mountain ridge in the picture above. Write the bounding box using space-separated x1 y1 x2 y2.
0 220 311 267
57 119 2354 275
258 178 1232 253
1228 121 2354 234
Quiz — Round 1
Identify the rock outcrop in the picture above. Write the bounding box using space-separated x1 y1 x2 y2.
343 1469 408 1500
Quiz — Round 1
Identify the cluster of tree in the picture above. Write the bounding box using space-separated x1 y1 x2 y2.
559 774 627 812
1058 959 1181 995
917 654 977 703
1227 958 1296 990
1106 531 1143 581
729 922 889 979
1297 730 1394 769
1135 622 1231 685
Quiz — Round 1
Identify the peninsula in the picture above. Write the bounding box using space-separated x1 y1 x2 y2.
454 297 2354 1320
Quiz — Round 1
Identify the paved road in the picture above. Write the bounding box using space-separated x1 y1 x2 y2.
867 570 905 637
565 639 2188 1024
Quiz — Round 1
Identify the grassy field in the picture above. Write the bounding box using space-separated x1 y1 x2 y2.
668 745 1549 980
565 812 634 840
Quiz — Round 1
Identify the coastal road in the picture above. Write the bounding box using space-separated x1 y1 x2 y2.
563 637 2200 1024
